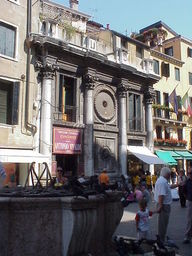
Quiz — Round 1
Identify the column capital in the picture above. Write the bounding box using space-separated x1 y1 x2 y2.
35 60 59 80
144 91 154 104
83 73 98 90
117 83 128 98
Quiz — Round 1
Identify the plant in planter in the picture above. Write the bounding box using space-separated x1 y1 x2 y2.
154 138 164 145
178 140 187 146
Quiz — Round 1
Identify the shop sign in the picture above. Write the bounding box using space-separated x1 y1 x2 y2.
53 128 82 154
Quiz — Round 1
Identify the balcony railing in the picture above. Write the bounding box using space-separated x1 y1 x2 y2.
154 138 187 147
53 105 77 122
152 105 188 123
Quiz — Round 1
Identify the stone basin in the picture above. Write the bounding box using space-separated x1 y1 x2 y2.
0 191 123 256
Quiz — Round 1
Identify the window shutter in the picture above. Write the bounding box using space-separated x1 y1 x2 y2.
161 62 169 77
11 82 20 125
156 90 161 104
0 89 8 123
177 96 182 109
188 47 192 58
161 62 165 76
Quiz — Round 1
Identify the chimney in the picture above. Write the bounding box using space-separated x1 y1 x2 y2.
70 0 79 11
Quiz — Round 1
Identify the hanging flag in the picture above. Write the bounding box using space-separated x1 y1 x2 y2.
181 91 192 117
169 88 178 115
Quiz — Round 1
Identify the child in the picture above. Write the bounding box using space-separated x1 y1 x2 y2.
135 198 156 240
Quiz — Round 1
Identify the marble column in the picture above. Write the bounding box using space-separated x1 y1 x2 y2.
118 84 128 176
35 60 59 171
83 74 96 176
145 94 154 173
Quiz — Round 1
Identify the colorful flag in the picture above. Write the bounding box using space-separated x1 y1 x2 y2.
182 91 192 117
169 88 178 115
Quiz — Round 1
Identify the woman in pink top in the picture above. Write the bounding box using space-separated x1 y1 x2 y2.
134 186 143 201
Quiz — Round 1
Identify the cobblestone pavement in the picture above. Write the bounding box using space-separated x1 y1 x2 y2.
114 198 192 256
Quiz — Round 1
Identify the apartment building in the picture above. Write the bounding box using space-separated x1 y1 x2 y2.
134 21 192 171
0 0 49 186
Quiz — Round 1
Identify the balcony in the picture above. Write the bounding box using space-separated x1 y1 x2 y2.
152 105 188 125
53 105 77 123
154 138 187 147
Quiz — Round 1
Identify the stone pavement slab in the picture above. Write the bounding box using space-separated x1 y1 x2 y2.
114 199 192 256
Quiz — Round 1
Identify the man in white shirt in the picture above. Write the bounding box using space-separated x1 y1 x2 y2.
154 167 178 242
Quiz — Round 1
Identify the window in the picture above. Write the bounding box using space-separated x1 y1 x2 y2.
177 129 183 141
163 93 169 119
156 126 162 139
136 46 143 58
121 38 127 49
155 90 161 117
189 72 192 85
161 62 170 77
128 93 142 131
89 38 97 51
0 79 19 125
177 96 182 121
59 75 76 122
165 127 170 139
175 68 180 81
164 46 173 56
0 21 16 58
187 47 192 58
153 60 159 75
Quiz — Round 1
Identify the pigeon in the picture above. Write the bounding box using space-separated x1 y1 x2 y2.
156 235 166 249
165 236 179 250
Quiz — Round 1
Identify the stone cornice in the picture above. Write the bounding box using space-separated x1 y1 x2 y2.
30 34 159 84
151 49 184 67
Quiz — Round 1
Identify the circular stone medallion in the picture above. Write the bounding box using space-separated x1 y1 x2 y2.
94 90 116 122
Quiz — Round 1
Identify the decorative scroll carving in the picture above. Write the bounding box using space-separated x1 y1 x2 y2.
144 91 154 104
35 60 59 80
83 74 98 90
117 82 128 98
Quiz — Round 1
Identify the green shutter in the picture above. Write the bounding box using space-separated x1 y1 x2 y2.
0 89 8 123
11 82 20 125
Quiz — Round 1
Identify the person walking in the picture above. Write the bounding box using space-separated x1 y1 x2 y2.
135 198 156 240
177 169 187 208
154 167 178 242
183 169 192 244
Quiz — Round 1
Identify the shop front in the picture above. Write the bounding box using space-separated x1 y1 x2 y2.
155 150 192 173
52 127 83 177
127 146 165 175
0 149 49 186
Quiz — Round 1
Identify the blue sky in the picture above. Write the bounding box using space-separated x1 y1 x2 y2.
55 0 192 39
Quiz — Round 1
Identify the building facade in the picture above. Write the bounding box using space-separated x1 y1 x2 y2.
1 0 166 185
29 0 160 178
134 21 192 172
0 0 50 186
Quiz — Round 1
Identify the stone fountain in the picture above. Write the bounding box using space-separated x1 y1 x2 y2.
0 188 123 256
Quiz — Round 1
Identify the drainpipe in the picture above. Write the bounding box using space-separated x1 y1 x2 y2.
25 0 37 134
